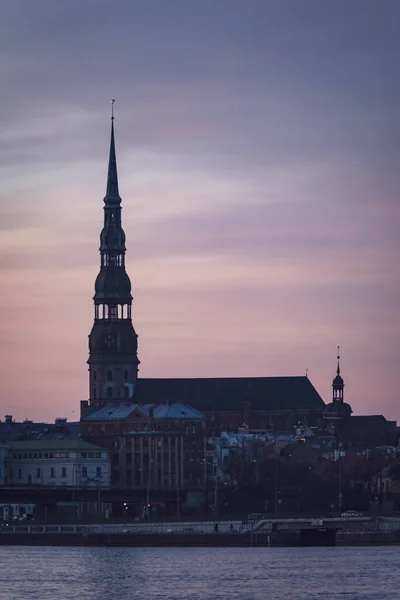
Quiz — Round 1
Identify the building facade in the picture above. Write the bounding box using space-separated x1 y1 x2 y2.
6 440 111 488
81 403 206 490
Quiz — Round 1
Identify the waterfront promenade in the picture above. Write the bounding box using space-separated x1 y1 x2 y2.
1 516 400 547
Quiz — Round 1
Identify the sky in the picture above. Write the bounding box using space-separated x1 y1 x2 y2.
0 0 399 423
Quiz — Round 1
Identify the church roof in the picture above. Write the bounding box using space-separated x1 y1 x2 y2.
135 376 325 412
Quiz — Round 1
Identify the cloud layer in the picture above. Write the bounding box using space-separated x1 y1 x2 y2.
0 0 399 422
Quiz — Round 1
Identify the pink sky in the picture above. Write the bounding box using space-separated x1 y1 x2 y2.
0 1 399 422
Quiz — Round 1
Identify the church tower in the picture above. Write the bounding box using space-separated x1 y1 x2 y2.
87 107 139 408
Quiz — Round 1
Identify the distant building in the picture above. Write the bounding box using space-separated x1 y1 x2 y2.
6 439 111 488
81 403 206 491
0 416 80 443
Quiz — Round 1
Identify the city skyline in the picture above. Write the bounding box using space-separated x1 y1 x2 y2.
0 1 399 422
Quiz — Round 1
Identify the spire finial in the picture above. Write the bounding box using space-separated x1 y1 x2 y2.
306 368 308 378
337 346 340 375
111 98 115 120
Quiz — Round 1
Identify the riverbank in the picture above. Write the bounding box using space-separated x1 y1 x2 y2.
1 530 400 547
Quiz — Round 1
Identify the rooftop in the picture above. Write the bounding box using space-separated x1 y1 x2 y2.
135 376 326 411
7 439 108 453
0 419 81 443
83 403 205 421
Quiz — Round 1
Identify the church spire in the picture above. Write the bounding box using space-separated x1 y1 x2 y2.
336 345 341 375
105 99 120 202
87 102 139 410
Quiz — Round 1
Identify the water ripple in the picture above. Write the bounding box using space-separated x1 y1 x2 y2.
0 546 398 600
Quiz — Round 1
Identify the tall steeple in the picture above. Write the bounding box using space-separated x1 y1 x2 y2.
87 102 139 408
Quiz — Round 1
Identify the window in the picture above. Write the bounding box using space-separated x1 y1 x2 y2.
18 469 22 479
124 370 128 381
100 425 105 433
88 452 94 458
124 387 129 399
9 469 13 479
36 468 41 478
93 388 97 400
81 452 87 459
93 370 97 381
96 467 102 477
82 466 87 477
107 370 113 381
50 467 55 478
62 467 67 478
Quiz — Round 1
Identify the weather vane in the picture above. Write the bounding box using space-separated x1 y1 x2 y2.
111 98 115 120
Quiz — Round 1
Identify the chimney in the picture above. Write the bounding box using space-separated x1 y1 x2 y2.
5 415 12 425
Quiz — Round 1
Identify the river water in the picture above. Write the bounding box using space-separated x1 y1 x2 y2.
0 546 398 600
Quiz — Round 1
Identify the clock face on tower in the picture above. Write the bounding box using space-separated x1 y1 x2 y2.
104 334 116 347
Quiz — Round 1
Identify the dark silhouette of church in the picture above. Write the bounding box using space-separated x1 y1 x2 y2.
80 112 326 432
80 113 394 444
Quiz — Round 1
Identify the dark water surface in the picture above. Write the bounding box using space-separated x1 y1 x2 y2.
0 546 399 600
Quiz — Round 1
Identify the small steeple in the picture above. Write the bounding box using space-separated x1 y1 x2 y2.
332 345 344 403
105 99 120 202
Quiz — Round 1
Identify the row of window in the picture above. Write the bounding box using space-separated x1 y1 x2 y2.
11 452 104 460
11 466 103 479
92 387 130 400
111 470 182 485
93 370 130 382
